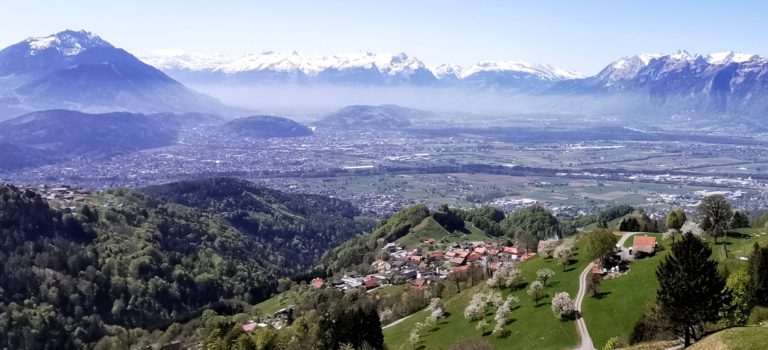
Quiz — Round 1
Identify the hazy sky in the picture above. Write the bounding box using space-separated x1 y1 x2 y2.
1 0 766 74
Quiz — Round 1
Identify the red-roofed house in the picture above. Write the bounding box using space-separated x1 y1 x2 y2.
520 252 537 261
364 277 379 289
449 257 465 265
467 252 481 262
410 255 423 262
632 236 658 255
473 247 486 255
451 266 469 273
413 278 428 288
428 251 444 260
311 278 325 289
458 251 470 258
445 251 457 257
424 238 436 245
503 246 521 254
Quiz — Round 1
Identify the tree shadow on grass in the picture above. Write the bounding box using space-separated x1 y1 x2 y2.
590 291 612 300
505 318 517 326
563 267 576 272
726 231 751 239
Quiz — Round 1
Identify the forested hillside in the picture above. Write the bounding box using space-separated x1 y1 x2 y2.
143 177 375 270
0 180 373 349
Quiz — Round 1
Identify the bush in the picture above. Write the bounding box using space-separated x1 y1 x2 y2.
748 306 768 326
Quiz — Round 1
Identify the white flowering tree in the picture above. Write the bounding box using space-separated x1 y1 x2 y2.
536 267 556 286
551 292 576 319
538 239 558 258
554 244 573 270
429 297 445 319
464 292 488 321
680 220 704 238
409 322 423 349
527 280 545 305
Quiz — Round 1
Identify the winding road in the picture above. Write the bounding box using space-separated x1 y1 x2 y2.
573 232 639 350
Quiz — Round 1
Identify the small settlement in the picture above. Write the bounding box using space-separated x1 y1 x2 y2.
317 238 537 291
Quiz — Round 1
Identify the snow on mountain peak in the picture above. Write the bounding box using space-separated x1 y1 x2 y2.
25 30 112 56
706 51 760 65
458 60 584 80
141 50 583 81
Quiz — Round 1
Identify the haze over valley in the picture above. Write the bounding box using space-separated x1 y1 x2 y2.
2 2 768 349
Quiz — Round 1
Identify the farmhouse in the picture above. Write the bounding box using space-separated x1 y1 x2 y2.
632 235 658 256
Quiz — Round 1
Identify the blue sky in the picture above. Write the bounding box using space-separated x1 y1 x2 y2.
1 0 766 74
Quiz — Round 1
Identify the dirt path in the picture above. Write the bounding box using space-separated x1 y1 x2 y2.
573 232 639 350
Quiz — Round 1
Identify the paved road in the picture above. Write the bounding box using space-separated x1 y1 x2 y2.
573 232 639 350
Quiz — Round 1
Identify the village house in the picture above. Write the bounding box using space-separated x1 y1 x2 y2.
632 235 658 257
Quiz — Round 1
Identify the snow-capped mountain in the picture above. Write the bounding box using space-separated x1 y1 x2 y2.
140 50 581 88
556 50 768 117
0 30 230 119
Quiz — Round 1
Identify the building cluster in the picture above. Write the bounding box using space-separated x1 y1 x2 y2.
313 239 537 291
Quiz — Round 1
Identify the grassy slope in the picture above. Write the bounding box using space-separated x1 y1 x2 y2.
583 233 669 349
383 237 589 350
584 228 768 349
397 216 452 247
689 327 768 350
397 218 496 249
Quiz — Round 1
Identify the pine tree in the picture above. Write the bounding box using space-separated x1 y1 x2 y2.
748 243 768 305
656 232 729 347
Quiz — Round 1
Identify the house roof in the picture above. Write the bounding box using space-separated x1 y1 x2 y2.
449 257 465 265
503 246 521 254
311 278 325 289
410 255 423 262
467 252 481 261
633 236 657 249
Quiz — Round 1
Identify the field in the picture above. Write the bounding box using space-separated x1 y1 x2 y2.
582 233 670 349
689 327 768 350
383 236 590 350
397 218 497 248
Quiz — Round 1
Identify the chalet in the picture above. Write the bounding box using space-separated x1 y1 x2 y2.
449 257 466 265
473 247 486 255
311 278 325 289
632 236 658 256
503 246 521 254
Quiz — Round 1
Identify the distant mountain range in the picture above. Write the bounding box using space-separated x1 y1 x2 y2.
144 48 768 119
141 50 583 88
2 30 768 122
0 30 233 120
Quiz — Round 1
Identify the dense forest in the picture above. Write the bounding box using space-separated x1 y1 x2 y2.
0 180 373 349
143 177 375 271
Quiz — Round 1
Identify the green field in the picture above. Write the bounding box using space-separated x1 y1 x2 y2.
383 236 589 350
397 218 496 249
583 233 670 349
689 327 768 350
